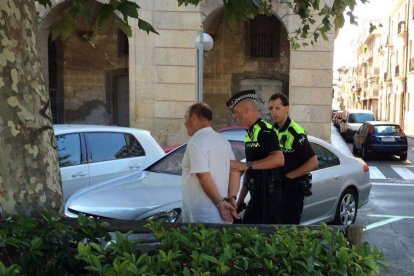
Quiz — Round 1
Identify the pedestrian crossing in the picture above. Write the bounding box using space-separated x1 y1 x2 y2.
369 165 414 181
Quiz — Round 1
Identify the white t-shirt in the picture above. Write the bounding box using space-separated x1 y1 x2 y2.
181 127 235 223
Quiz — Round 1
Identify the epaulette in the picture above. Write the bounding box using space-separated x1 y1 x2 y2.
258 120 273 131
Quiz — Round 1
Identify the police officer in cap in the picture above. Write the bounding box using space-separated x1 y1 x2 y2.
227 90 285 224
268 93 318 224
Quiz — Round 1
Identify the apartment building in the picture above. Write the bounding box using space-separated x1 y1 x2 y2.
336 0 414 134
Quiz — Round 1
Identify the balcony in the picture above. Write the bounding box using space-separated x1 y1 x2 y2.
398 21 407 36
410 58 414 72
384 72 391 83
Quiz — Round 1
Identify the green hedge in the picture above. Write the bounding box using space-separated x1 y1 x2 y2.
0 213 388 275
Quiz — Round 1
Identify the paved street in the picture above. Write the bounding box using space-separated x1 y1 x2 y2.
337 133 414 275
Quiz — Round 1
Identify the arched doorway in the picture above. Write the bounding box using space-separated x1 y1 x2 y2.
202 9 290 128
40 0 130 125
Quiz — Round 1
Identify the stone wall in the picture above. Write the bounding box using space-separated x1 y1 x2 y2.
129 0 200 146
202 16 290 129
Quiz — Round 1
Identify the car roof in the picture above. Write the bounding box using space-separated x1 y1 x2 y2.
53 124 151 135
344 109 374 114
364 121 400 126
218 126 333 146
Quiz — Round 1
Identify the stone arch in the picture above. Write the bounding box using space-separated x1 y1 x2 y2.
37 0 130 125
199 3 291 128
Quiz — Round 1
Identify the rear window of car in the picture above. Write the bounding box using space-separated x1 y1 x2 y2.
374 125 401 134
56 134 81 167
348 113 374 123
87 132 145 163
310 142 340 170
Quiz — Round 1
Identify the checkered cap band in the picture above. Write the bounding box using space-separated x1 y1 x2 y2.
226 90 256 109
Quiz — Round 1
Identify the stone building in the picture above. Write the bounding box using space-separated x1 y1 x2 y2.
37 0 335 146
335 0 414 135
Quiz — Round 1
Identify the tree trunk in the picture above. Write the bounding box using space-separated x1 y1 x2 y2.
0 0 63 216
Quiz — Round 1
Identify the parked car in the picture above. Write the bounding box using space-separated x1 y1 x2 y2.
332 110 343 129
339 109 375 141
65 127 371 226
352 121 408 161
54 124 165 200
332 107 340 119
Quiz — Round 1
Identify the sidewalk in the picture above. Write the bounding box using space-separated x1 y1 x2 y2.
330 125 352 157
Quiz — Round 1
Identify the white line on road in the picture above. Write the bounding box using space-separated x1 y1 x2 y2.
372 182 414 187
369 214 414 219
364 217 404 231
369 166 386 179
364 214 414 231
391 167 414 180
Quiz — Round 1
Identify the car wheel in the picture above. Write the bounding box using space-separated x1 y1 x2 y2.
333 188 358 226
352 144 358 155
400 153 407 161
361 145 368 160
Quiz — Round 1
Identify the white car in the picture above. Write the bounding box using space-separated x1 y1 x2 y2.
339 109 375 141
54 124 165 201
65 127 372 226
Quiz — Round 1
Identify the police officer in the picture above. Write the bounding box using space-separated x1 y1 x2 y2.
268 93 318 224
227 90 285 224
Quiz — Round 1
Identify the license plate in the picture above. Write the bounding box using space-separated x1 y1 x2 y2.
382 137 395 142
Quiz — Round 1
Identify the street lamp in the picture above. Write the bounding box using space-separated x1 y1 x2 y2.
195 32 214 102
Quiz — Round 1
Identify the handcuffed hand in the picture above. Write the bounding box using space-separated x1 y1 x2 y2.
218 200 240 222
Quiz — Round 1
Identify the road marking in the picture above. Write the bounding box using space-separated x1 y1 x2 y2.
364 214 414 231
368 166 386 179
364 217 403 231
391 167 414 180
372 182 414 187
369 214 414 219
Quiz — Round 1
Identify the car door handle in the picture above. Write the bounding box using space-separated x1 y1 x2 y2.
72 172 87 177
129 165 143 170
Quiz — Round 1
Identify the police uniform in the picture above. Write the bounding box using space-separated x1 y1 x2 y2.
243 118 282 224
226 90 283 224
275 117 316 224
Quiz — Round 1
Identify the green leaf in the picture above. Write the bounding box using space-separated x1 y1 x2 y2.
335 14 345 28
117 0 140 18
73 0 91 19
50 13 76 40
117 19 133 37
96 4 115 28
138 18 159 35
30 237 43 250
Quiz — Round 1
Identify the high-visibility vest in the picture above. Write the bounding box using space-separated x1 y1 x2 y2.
276 120 307 153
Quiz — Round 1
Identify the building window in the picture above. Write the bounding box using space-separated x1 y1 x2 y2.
48 35 64 124
118 29 128 57
246 15 281 59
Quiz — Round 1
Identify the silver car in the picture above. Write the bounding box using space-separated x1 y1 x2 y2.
65 128 371 226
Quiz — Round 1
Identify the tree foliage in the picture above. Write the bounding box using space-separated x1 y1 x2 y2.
39 0 368 49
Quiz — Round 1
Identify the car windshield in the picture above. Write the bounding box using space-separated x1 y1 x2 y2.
348 113 374 123
148 145 186 175
374 125 401 134
147 140 246 175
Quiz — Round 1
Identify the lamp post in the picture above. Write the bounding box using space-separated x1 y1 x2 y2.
195 32 214 102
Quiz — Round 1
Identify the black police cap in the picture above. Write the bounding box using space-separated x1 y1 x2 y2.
226 90 256 109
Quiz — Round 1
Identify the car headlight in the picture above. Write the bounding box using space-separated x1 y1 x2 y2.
67 208 113 220
143 208 181 222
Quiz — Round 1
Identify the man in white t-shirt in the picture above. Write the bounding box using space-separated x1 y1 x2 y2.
181 103 240 223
